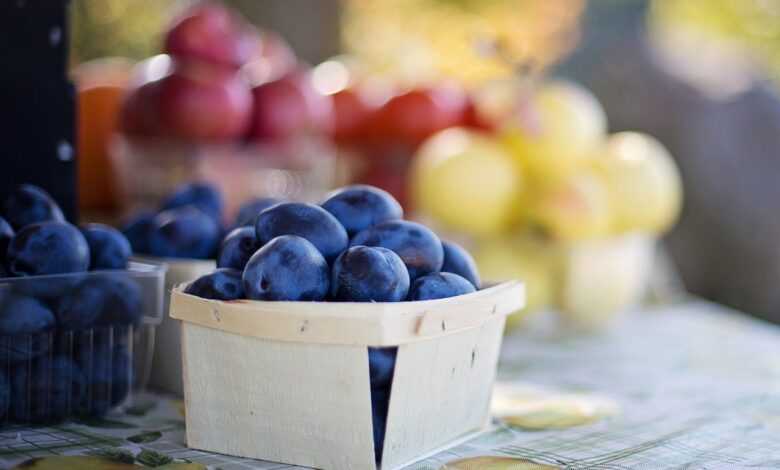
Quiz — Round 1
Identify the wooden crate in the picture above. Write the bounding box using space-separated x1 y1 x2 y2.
170 281 524 470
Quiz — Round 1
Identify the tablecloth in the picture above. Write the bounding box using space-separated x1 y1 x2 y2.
2 299 780 469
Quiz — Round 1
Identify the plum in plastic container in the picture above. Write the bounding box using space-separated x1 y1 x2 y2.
111 136 344 217
0 261 165 424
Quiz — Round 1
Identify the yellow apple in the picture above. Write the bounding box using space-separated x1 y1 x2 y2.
594 131 683 234
560 234 656 330
500 80 607 182
528 171 612 242
411 127 523 237
472 235 559 329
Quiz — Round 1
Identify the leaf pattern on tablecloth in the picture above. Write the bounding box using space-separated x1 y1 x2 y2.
126 431 163 444
12 456 142 469
88 449 136 464
77 416 138 429
491 382 619 430
155 464 208 470
135 449 173 467
440 456 559 469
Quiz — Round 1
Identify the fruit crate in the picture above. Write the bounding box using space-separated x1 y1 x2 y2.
0 261 165 424
169 280 524 470
140 256 216 396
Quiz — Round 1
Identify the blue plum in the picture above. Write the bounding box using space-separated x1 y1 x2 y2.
217 226 261 271
331 246 409 302
368 346 397 459
321 185 403 236
234 197 283 227
77 342 132 416
0 295 55 362
243 235 329 301
55 275 143 329
120 210 156 255
94 276 143 326
441 241 480 289
185 268 245 300
81 223 132 270
255 203 348 263
371 385 390 462
10 356 86 423
408 272 476 301
54 279 106 330
2 184 64 230
160 182 224 222
350 220 444 280
0 216 13 261
6 221 90 276
0 371 8 420
147 207 221 259
11 274 83 300
368 347 397 390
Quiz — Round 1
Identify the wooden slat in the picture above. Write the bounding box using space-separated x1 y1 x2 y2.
170 281 525 346
381 316 506 469
182 323 377 470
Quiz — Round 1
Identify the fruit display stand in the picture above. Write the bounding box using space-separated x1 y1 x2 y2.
169 280 524 470
135 257 216 396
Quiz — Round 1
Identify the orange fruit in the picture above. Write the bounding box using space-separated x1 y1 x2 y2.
74 58 134 211
77 84 126 210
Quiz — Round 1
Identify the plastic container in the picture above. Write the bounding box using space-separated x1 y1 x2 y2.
170 280 525 470
0 261 165 424
139 256 215 396
111 136 345 217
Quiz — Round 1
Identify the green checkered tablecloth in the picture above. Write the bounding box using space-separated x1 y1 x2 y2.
2 300 780 469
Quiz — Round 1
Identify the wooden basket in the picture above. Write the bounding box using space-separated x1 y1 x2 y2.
169 280 525 470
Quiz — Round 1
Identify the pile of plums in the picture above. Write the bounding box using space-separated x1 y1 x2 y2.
121 182 225 259
121 181 284 260
0 185 140 423
183 184 481 460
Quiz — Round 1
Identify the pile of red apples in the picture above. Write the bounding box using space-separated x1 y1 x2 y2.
120 3 330 144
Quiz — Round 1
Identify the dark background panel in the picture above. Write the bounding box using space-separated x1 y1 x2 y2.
0 0 77 222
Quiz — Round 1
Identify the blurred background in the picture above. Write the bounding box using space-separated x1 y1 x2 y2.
67 0 780 329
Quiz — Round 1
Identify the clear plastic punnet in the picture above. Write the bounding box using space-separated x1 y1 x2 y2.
0 261 165 425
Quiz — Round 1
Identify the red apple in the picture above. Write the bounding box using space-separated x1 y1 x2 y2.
156 63 252 142
241 33 298 87
330 87 382 144
462 96 495 132
248 70 333 142
354 157 412 209
164 3 259 69
370 84 469 146
119 79 164 137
